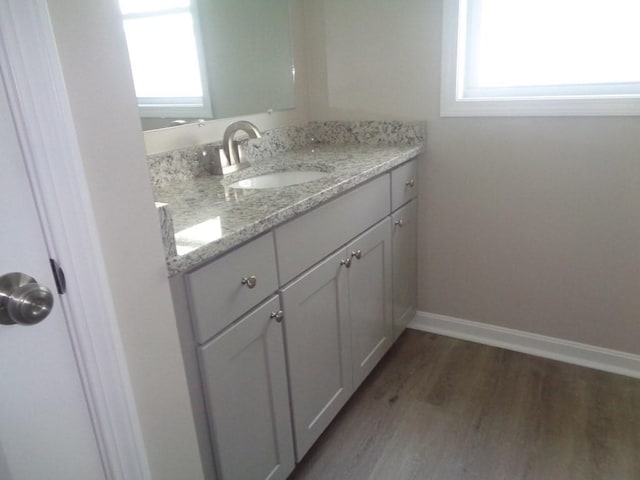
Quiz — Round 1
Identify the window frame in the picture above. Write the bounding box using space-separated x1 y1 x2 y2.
440 0 640 117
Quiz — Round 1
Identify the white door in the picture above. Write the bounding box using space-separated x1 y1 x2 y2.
0 68 106 479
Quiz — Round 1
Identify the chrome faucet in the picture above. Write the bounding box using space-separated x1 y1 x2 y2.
223 120 262 167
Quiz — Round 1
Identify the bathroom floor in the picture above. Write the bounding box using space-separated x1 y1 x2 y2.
289 329 640 480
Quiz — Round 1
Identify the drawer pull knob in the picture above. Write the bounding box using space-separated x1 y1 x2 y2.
270 310 284 323
405 179 415 187
340 258 352 268
241 276 257 289
351 250 362 260
394 219 404 227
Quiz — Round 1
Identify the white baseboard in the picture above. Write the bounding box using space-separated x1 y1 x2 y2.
409 311 640 380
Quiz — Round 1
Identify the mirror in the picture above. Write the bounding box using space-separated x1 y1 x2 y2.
120 0 296 131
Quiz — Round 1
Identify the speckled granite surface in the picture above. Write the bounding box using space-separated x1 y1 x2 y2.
148 145 210 188
155 203 176 260
309 121 425 146
150 121 425 276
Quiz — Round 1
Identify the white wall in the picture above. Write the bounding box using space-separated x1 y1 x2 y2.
46 1 205 478
304 0 640 355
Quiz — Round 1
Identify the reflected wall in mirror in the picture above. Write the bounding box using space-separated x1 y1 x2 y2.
120 0 296 131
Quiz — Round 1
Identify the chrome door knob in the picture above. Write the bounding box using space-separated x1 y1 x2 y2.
0 272 54 326
340 258 352 268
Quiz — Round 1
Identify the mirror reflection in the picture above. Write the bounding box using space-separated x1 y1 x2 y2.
119 0 296 131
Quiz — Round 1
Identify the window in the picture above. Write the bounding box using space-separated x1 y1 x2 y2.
119 0 211 118
441 0 640 116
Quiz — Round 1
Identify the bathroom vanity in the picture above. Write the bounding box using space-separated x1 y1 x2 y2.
154 122 423 480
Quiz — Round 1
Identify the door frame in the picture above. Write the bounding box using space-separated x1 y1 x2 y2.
0 1 150 479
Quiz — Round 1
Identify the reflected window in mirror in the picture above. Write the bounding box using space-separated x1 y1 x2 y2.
119 0 212 119
119 0 297 131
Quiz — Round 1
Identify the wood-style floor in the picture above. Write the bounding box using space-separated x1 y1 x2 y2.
289 329 640 480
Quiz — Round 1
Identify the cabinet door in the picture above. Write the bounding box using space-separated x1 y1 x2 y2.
347 218 393 389
199 296 294 480
392 199 418 340
280 249 353 461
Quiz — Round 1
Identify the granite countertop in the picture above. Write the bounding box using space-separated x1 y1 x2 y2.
154 142 422 276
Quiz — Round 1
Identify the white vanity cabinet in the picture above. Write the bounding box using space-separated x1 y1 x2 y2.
282 219 392 460
280 249 353 460
171 157 419 479
345 218 393 388
274 175 390 285
390 158 418 339
391 157 418 211
177 232 294 480
391 199 418 339
198 296 294 480
280 217 392 460
186 232 279 344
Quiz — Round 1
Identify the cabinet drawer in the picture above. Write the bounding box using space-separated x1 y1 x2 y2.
186 233 278 343
275 174 390 284
391 158 418 211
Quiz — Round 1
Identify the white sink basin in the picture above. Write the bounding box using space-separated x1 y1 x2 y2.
228 171 329 189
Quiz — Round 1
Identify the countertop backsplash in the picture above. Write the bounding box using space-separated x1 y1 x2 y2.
147 121 425 188
308 121 426 146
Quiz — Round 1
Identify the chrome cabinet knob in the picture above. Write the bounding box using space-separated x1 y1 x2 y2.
270 310 284 323
0 272 54 326
351 250 362 260
405 179 415 187
394 219 405 227
340 258 352 268
241 276 257 289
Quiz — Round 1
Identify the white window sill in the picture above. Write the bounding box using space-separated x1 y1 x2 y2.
440 96 640 117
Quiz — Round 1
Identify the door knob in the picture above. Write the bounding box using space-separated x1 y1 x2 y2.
340 258 352 268
0 273 54 326
270 310 284 323
241 275 257 289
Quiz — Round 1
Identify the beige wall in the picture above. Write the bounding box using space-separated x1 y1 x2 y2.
304 0 640 355
47 1 205 478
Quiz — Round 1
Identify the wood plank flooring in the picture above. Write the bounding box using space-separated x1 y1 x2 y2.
288 329 640 480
